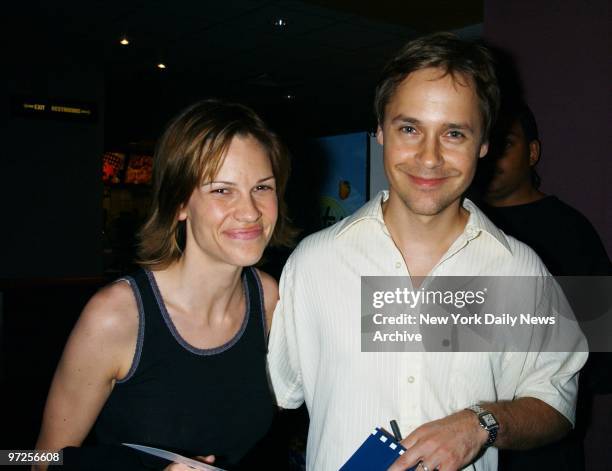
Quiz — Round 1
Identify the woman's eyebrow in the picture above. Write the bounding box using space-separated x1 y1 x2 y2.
205 175 275 185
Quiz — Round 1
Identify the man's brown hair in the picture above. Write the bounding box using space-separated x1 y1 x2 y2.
374 32 500 141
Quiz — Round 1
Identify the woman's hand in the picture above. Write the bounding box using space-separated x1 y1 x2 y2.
163 455 216 470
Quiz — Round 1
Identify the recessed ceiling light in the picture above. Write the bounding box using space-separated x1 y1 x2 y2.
274 18 288 27
119 36 129 46
157 63 167 69
284 93 295 100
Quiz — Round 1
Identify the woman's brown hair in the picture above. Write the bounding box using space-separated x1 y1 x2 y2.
137 99 294 269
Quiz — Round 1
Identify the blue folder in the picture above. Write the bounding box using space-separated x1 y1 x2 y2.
340 427 416 471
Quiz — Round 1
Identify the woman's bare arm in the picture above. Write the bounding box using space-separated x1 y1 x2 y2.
34 281 138 469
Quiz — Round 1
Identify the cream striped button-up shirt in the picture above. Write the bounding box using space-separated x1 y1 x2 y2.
268 191 587 471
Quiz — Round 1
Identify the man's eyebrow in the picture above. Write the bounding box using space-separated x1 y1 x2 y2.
390 115 422 124
445 122 474 132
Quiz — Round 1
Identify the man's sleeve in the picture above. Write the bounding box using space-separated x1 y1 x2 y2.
512 277 589 426
513 350 586 426
267 255 305 409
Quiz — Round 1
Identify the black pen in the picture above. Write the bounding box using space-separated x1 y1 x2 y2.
390 419 402 442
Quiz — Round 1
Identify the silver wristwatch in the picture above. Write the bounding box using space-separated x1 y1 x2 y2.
466 404 499 447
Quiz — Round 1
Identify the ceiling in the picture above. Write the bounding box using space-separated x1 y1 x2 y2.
11 0 483 143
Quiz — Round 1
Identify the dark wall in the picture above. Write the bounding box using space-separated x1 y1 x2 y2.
484 0 611 255
1 35 104 278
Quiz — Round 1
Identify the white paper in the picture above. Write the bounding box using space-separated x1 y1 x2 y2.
123 443 227 470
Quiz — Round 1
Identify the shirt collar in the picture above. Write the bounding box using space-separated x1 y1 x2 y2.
335 190 388 237
462 198 512 253
336 191 512 254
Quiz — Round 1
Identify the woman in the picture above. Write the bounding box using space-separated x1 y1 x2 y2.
35 100 294 470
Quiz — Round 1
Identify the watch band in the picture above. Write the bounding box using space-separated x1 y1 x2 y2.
466 404 499 447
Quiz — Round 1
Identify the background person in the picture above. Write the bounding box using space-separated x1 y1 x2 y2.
475 101 611 471
479 102 610 276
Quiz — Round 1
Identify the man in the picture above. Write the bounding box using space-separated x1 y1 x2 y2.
482 103 611 277
268 33 587 471
479 103 611 470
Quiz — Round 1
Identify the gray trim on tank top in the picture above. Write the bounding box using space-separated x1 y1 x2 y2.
145 268 251 356
251 267 269 346
116 276 145 384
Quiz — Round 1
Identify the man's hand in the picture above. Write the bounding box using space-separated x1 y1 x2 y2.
388 410 487 471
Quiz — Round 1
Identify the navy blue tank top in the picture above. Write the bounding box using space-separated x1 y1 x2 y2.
93 267 274 468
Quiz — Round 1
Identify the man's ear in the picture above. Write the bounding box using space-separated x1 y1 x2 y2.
528 140 541 166
376 125 384 146
479 140 489 159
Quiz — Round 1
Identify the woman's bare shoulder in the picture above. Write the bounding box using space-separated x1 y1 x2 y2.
76 279 139 345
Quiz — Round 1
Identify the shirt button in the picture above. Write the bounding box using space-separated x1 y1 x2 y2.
407 376 415 383
395 262 402 269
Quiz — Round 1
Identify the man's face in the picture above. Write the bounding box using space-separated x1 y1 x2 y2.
377 67 488 217
485 120 539 201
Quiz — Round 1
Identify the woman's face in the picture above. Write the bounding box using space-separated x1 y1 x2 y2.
179 134 278 268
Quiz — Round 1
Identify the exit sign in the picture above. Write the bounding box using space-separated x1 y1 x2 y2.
11 96 98 123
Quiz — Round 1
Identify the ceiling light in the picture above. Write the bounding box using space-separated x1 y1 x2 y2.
157 63 167 69
274 18 288 27
119 36 129 46
284 93 295 100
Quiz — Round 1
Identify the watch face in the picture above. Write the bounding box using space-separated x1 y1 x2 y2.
482 413 497 427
